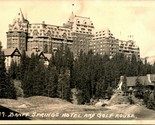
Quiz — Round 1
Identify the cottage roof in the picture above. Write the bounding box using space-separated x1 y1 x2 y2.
44 53 52 61
25 51 52 61
126 75 155 87
3 48 21 57
25 51 42 57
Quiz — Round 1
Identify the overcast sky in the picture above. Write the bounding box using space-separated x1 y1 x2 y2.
0 0 155 57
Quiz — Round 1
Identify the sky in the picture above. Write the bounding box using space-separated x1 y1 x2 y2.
0 0 155 58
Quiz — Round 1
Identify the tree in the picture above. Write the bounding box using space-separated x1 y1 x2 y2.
44 58 58 97
22 53 40 97
0 45 16 99
32 61 45 96
19 50 30 81
57 68 72 102
135 77 143 99
122 75 128 95
129 54 138 76
8 60 18 79
95 79 107 99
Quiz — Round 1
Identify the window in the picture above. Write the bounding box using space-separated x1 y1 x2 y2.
33 30 39 36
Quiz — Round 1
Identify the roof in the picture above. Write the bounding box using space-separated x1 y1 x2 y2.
25 51 42 57
14 9 27 23
68 12 74 22
146 55 155 65
3 48 21 57
126 75 155 87
26 51 52 61
44 53 52 61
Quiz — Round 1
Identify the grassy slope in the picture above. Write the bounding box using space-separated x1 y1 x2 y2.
0 96 155 120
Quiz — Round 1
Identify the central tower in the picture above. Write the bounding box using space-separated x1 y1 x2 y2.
63 12 94 57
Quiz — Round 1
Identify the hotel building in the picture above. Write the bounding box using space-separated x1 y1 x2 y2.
63 12 94 57
90 28 119 56
6 9 140 59
118 36 140 59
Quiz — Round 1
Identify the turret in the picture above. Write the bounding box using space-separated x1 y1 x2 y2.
8 8 29 32
6 9 29 51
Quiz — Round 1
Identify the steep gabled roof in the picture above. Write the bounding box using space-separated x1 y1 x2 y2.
44 53 52 61
3 48 21 57
126 75 154 87
68 11 74 23
14 8 25 23
25 51 52 62
25 51 42 57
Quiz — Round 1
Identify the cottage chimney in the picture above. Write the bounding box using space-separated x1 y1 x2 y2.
120 76 124 81
147 74 151 83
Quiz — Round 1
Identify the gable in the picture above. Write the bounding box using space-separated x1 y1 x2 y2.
12 48 21 57
3 48 21 57
38 52 46 60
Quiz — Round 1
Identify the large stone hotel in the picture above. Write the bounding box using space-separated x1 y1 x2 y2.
6 9 140 59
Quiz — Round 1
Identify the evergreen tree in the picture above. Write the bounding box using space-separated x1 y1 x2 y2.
57 68 71 101
129 54 138 76
8 60 18 79
44 58 58 97
95 79 107 99
19 50 30 80
0 44 16 99
135 77 143 99
122 75 128 95
22 53 40 97
32 61 45 96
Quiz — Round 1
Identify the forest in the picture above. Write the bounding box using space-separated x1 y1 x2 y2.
1 45 155 105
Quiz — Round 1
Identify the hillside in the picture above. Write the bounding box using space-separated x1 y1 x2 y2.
0 96 155 120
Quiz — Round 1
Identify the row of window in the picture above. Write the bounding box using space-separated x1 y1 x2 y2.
75 30 92 34
30 30 71 36
76 20 93 25
96 30 110 34
76 23 94 28
76 27 92 31
93 36 115 40
29 25 70 32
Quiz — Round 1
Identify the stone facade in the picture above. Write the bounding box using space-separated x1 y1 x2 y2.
6 9 140 58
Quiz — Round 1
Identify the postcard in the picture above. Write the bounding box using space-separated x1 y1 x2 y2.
0 0 155 124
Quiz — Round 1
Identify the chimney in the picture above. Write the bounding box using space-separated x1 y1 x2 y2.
120 76 124 81
147 74 151 83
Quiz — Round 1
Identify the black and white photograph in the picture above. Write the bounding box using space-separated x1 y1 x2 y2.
0 0 155 124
